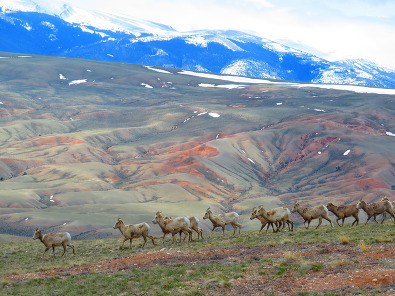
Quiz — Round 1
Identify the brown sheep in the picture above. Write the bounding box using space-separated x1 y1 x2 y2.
203 208 241 236
152 212 192 243
33 228 75 259
292 202 333 229
113 218 155 249
250 207 276 233
254 206 294 232
326 202 359 227
356 199 395 225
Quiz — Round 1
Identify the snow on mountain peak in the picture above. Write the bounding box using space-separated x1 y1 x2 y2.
0 0 176 36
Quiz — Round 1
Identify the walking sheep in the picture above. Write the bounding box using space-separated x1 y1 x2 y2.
254 206 294 232
327 202 359 227
203 208 241 236
32 228 75 259
152 212 192 243
356 199 395 225
113 218 156 249
250 207 276 233
292 202 333 229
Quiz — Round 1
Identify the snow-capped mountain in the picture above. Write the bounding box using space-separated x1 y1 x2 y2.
1 0 395 88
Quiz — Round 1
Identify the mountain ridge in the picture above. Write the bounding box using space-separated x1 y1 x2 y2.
1 0 395 88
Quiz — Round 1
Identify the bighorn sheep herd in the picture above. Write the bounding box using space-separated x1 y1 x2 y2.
32 197 395 258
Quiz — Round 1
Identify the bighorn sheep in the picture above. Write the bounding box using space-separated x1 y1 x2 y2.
165 216 204 240
113 218 156 249
250 207 275 233
356 199 395 225
292 202 333 229
327 202 359 227
203 208 241 235
255 206 294 232
152 212 192 243
32 228 75 258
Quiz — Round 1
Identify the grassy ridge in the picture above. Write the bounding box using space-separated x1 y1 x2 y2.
1 222 395 295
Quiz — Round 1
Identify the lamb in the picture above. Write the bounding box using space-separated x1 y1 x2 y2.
203 208 241 235
32 228 75 259
254 206 294 232
356 199 395 225
326 202 359 227
152 212 192 243
292 202 333 229
113 218 156 249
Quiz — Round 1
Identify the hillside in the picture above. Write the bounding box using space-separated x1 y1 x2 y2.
1 224 395 295
0 52 395 239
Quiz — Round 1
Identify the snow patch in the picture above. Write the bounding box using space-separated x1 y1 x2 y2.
179 70 395 95
386 131 395 137
59 74 67 80
208 112 220 118
141 83 153 88
69 79 87 85
343 149 351 156
198 83 245 89
145 66 172 74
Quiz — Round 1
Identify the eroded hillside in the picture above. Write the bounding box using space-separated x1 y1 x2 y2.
0 52 394 239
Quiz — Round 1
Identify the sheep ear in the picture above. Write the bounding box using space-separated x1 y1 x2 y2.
117 218 121 221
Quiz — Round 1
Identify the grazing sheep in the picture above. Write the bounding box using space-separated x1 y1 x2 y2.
255 206 294 232
113 218 155 249
32 228 75 259
203 208 241 235
356 199 395 225
250 207 277 233
292 202 333 229
152 212 192 243
327 202 359 227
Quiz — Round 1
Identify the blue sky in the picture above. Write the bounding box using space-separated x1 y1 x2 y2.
33 0 395 68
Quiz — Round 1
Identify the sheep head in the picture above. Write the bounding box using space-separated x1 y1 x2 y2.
32 228 42 240
113 218 124 229
203 208 212 219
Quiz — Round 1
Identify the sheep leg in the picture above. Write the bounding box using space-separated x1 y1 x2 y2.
52 246 57 257
324 216 333 227
259 222 266 233
380 212 386 224
287 220 294 232
142 236 147 247
199 229 204 239
336 218 341 227
120 238 128 249
314 217 323 229
67 244 76 254
280 220 286 232
351 214 359 226
43 247 51 259
148 235 156 246
61 243 67 256
305 219 311 229
387 210 395 224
